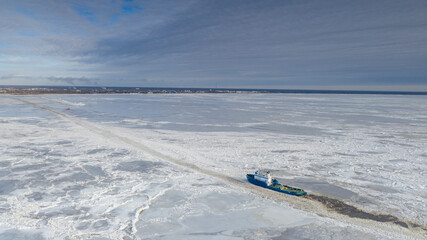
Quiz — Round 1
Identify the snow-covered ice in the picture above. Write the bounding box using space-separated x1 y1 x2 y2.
0 94 425 239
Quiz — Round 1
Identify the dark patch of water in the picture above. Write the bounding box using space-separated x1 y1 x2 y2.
358 151 384 155
11 164 49 172
0 229 45 240
115 161 164 173
83 165 105 177
0 180 20 195
388 159 408 163
335 152 358 157
271 150 303 153
87 148 107 155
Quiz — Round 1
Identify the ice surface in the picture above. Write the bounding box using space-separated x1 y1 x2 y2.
0 94 426 239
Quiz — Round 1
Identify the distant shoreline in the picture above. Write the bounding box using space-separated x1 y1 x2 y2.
1 85 426 95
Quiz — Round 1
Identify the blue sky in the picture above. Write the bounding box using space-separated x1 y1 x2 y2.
0 0 426 90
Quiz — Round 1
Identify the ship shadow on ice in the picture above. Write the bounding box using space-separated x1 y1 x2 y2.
270 172 426 232
306 194 425 231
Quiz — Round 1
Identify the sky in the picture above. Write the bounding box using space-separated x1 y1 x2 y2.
0 0 426 90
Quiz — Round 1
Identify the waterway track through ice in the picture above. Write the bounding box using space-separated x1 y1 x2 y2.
15 97 426 239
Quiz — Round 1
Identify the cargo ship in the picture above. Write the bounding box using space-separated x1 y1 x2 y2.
247 170 307 196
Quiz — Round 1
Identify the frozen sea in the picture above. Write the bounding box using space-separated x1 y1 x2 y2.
0 94 426 239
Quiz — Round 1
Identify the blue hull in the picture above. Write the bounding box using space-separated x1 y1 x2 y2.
247 174 307 196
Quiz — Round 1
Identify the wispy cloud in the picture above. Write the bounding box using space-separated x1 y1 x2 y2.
47 76 100 86
0 75 100 86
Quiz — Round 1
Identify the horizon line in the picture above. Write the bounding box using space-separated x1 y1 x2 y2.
1 85 427 95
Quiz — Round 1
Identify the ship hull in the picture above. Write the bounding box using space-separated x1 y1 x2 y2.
247 174 307 196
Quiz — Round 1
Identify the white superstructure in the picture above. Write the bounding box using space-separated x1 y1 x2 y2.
254 170 273 186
